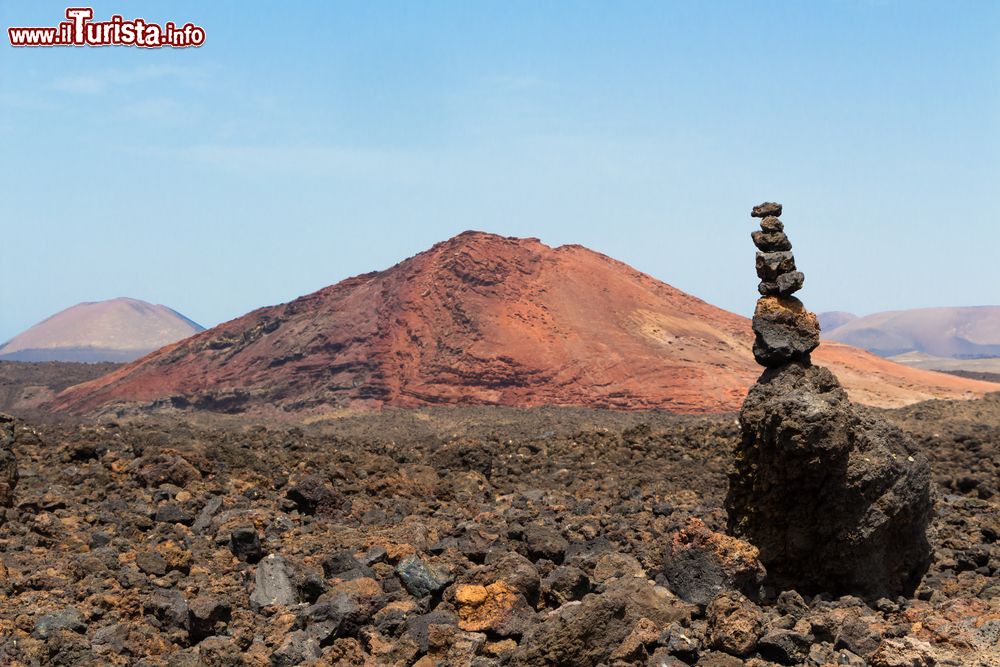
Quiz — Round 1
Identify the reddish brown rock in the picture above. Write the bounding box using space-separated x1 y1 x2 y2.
454 581 532 636
51 232 996 415
663 517 766 606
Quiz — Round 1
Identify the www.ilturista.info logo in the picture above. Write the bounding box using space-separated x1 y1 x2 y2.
8 8 205 48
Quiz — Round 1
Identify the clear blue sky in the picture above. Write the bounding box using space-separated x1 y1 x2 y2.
1 1 997 342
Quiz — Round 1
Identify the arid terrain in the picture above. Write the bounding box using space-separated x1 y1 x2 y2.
0 361 121 415
1 388 997 666
49 233 996 417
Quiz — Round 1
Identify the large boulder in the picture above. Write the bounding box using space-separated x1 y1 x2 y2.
726 361 932 598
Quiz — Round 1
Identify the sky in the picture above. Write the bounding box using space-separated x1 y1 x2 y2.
1 1 998 342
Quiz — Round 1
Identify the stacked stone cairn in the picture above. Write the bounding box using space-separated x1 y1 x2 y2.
748 202 818 366
725 202 933 599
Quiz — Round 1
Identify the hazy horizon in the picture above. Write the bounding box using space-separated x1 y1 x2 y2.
2 1 998 342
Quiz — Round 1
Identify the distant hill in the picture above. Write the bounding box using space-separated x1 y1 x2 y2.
52 232 996 416
0 298 204 363
818 311 858 332
820 306 1000 359
0 360 121 415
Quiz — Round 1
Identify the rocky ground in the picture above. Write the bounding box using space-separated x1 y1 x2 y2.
944 370 1000 385
0 361 121 415
0 396 997 666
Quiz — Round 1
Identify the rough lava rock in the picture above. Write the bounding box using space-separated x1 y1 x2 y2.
752 202 783 218
728 203 933 600
751 296 820 366
663 517 766 606
0 413 19 507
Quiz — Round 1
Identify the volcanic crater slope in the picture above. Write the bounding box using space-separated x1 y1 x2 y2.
53 232 996 416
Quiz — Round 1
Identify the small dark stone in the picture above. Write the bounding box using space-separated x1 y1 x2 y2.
660 622 700 660
752 230 792 252
541 565 591 606
144 589 189 632
522 524 569 563
136 550 169 576
775 270 805 295
406 609 459 653
91 623 129 655
230 524 264 563
775 590 809 618
33 607 86 639
154 502 194 526
652 501 674 517
760 216 784 232
662 517 765 607
834 617 882 659
322 550 373 580
755 251 797 282
752 202 782 218
89 532 111 549
285 474 340 515
757 281 779 296
395 554 452 598
270 630 321 666
191 495 223 533
758 629 814 665
188 595 232 642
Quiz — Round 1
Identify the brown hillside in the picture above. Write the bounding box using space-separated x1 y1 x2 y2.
52 232 996 416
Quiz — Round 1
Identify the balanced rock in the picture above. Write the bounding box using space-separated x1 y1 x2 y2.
755 251 796 282
759 216 784 232
727 203 933 600
751 230 792 252
751 296 819 366
752 202 782 218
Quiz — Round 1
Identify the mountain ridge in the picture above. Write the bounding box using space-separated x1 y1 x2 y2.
821 306 1000 358
52 232 997 415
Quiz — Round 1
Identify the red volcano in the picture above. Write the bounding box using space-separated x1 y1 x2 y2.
53 232 996 416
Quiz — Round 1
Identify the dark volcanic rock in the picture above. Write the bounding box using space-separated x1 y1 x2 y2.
752 202 782 218
751 230 792 252
285 474 341 515
663 517 766 606
230 523 264 563
732 201 934 601
756 251 796 282
513 577 691 666
0 414 18 507
751 296 820 366
522 523 569 563
395 554 452 599
188 595 231 642
727 361 933 598
759 216 784 232
775 270 805 296
33 607 85 639
758 628 814 665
